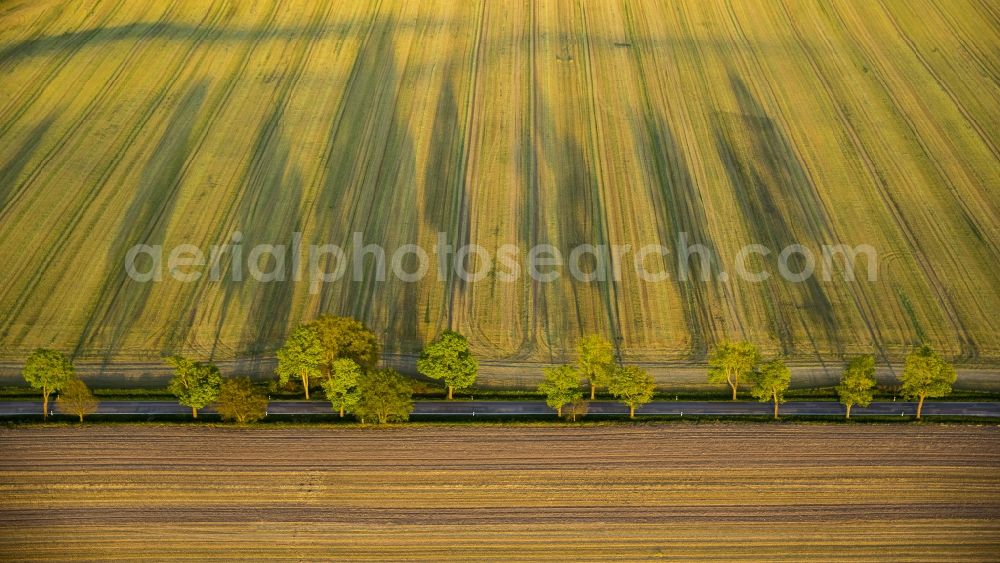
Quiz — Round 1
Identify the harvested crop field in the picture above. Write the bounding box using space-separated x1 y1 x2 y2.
0 0 998 367
1 424 998 560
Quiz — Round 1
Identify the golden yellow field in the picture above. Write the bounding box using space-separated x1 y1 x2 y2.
1 424 998 560
0 0 998 366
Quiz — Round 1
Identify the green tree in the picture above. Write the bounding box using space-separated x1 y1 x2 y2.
354 368 414 424
22 348 75 419
417 330 478 400
751 359 791 419
310 315 380 372
276 324 324 400
608 365 655 418
707 341 760 400
539 365 583 417
322 358 362 417
166 356 223 419
578 334 616 400
900 346 956 419
837 355 877 419
563 399 589 422
56 378 98 422
216 377 268 424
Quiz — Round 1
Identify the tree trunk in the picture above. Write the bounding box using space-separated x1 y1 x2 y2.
730 380 738 401
42 390 49 419
773 397 779 419
629 405 635 419
339 406 345 417
448 386 453 400
591 383 596 400
845 404 852 419
78 413 84 422
192 407 198 419
302 373 310 400
916 394 925 419
557 406 562 417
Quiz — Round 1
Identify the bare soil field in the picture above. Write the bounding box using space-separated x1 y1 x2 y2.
1 424 998 560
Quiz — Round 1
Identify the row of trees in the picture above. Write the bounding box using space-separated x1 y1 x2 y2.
704 341 792 418
20 349 273 423
15 316 424 424
538 336 655 418
707 341 957 419
165 356 273 422
21 349 96 421
273 319 479 415
17 319 959 422
536 336 791 419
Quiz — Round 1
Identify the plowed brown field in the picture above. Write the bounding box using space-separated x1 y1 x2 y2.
1 424 998 560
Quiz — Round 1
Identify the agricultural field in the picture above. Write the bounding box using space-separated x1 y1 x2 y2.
0 0 998 371
0 424 998 559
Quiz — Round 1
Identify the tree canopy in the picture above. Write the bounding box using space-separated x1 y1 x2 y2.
354 368 414 424
22 348 75 418
417 330 478 399
216 377 268 424
310 315 380 371
562 399 589 422
750 359 791 419
577 334 616 400
56 378 98 422
166 356 223 418
608 365 655 418
322 358 362 417
539 365 583 417
900 346 956 419
837 355 877 419
275 324 324 400
707 341 760 400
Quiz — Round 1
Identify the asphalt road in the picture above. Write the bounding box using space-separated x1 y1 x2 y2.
2 400 998 417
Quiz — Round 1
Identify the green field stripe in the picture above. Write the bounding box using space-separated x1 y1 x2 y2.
0 0 204 339
825 1 981 357
0 116 54 211
449 0 486 332
787 1 973 354
853 2 1000 265
620 0 723 356
77 3 288 358
2 0 236 348
0 0 184 226
577 2 624 356
523 0 540 358
0 0 129 140
890 1 1000 161
176 1 333 357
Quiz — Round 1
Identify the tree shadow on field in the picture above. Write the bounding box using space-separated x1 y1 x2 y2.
205 105 302 365
313 16 419 354
75 81 209 360
631 110 720 358
534 96 617 358
0 18 449 68
712 73 838 356
0 115 56 212
422 74 470 330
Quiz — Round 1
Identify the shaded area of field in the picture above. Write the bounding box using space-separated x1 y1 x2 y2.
1 425 998 559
